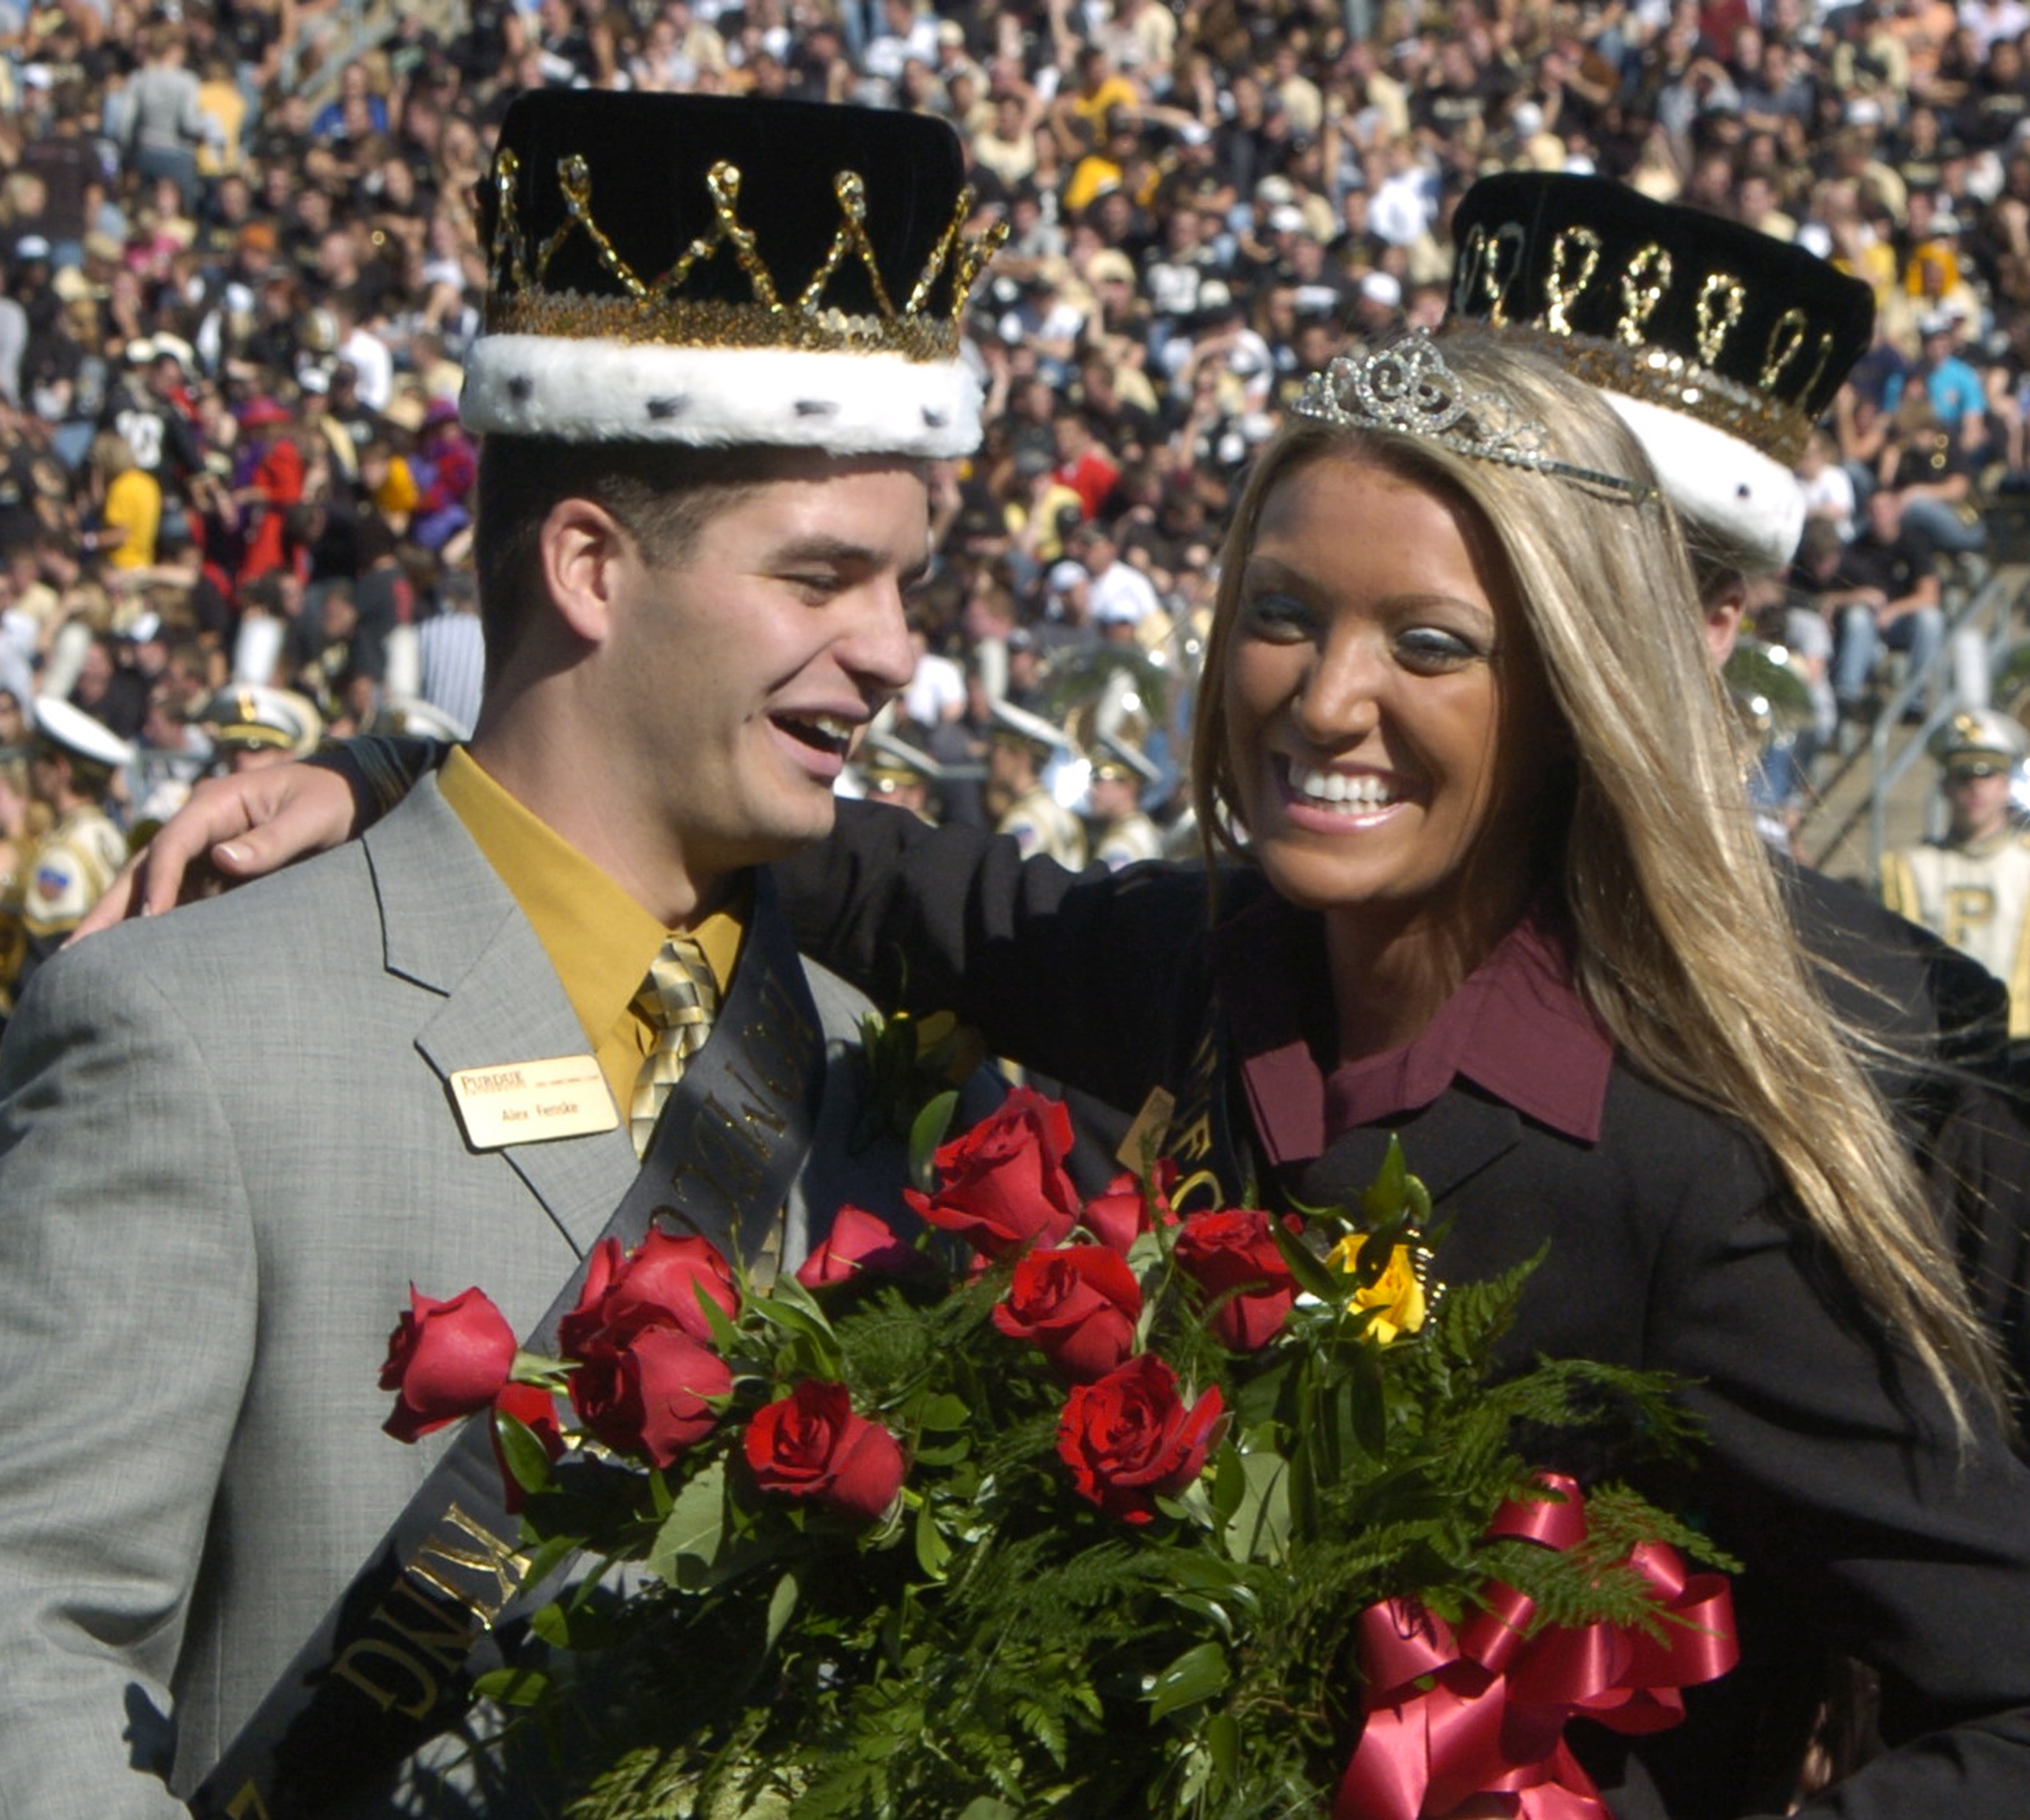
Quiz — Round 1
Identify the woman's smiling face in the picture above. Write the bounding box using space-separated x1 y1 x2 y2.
1221 451 1564 940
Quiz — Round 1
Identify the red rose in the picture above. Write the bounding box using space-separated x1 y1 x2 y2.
1082 1161 1179 1256
568 1326 732 1467
744 1379 906 1521
991 1243 1142 1382
795 1205 925 1290
1172 1209 1298 1351
379 1284 518 1442
491 1379 567 1513
1056 1354 1224 1525
559 1229 737 1359
904 1086 1082 1259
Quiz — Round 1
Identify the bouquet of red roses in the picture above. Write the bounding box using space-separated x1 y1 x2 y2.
380 1084 1734 1820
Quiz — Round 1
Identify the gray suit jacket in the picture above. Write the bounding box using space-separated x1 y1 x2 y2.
0 778 902 1818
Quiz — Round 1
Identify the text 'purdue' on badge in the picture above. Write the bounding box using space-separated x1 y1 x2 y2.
449 1055 618 1148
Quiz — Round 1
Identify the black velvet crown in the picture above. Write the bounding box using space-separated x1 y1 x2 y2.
1449 173 1873 465
480 90 994 360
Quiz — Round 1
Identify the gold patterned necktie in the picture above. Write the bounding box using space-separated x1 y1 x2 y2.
629 933 720 1158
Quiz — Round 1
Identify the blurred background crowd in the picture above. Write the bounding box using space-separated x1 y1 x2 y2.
1 0 2028 937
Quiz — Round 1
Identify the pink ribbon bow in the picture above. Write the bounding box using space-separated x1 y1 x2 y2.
1334 1474 1737 1820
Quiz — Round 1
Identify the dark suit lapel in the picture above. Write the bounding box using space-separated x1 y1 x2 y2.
364 778 639 1257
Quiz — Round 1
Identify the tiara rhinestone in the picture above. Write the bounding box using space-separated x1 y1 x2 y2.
1292 334 1657 505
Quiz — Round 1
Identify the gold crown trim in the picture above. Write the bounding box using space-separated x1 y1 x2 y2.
1489 325 1814 467
486 147 1006 364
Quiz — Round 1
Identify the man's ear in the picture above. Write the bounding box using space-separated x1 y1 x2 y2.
1702 574 1748 668
537 497 633 648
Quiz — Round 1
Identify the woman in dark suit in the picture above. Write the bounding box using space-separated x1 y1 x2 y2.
87 327 2030 1814
791 327 2030 1817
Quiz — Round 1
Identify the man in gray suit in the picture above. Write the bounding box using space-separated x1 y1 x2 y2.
0 90 998 1816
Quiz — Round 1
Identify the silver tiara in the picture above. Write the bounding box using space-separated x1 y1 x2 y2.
1291 333 1656 505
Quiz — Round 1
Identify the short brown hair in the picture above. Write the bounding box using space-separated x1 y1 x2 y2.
473 437 783 683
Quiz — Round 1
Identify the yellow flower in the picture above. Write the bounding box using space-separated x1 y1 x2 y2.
1324 1235 1428 1345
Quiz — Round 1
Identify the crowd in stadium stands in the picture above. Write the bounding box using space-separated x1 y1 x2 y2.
0 0 2024 863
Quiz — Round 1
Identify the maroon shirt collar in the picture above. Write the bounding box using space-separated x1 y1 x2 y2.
1211 888 1614 1168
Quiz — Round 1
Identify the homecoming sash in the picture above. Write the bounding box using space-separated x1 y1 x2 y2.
190 871 829 1819
1153 988 1255 1217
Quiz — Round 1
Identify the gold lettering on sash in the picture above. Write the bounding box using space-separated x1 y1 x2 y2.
722 1058 793 1135
223 1780 275 1818
664 1092 773 1224
331 1638 439 1719
408 1502 530 1621
1544 227 1601 334
380 1578 482 1673
742 973 818 1098
1616 244 1671 347
1170 1165 1227 1216
327 1503 531 1724
1168 1117 1214 1168
1695 275 1745 367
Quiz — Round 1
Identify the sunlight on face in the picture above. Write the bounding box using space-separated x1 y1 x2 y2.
1221 453 1563 944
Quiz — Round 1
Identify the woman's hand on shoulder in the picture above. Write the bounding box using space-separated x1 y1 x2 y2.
71 759 364 939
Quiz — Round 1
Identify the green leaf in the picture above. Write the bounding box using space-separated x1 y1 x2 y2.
764 1569 799 1651
1222 1449 1291 1564
1360 1135 1410 1227
647 1456 726 1584
471 1666 551 1708
954 1802 1021 1820
914 1493 954 1578
747 1295 845 1379
908 1089 960 1188
1204 1710 1242 1789
696 1280 744 1356
1146 1640 1229 1720
492 1410 555 1497
1350 1336 1387 1460
1269 1216 1342 1304
1209 1442 1246 1523
915 1392 972 1431
516 1530 580 1597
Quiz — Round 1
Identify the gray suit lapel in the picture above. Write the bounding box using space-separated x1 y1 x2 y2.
364 777 639 1257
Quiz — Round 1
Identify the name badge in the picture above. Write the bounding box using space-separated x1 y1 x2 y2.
449 1054 618 1149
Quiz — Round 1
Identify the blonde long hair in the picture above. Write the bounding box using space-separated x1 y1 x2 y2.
1193 327 2005 1435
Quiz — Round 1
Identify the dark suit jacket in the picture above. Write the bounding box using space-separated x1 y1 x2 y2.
781 803 2030 1819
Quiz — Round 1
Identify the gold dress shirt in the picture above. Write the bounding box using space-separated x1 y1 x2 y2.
439 747 746 1114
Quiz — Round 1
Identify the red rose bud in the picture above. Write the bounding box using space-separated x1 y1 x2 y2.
568 1326 731 1468
744 1379 906 1522
1055 1354 1224 1525
1082 1161 1179 1256
379 1284 518 1442
795 1205 924 1290
491 1379 567 1514
576 1225 743 1355
1172 1209 1299 1351
992 1243 1142 1381
559 1230 736 1360
904 1085 1082 1259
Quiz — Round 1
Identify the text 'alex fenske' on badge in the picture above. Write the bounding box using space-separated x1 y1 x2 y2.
448 1055 619 1149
